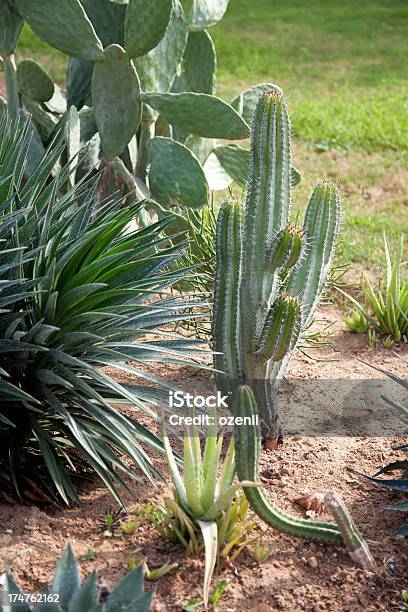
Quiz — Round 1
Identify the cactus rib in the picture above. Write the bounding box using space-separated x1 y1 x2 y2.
213 199 242 393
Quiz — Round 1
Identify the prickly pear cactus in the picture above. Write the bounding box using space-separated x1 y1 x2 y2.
213 90 341 437
2 0 297 212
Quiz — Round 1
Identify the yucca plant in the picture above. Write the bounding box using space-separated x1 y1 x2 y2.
4 544 153 611
340 233 408 344
0 112 207 505
162 406 259 605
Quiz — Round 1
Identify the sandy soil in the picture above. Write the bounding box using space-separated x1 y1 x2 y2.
0 305 407 611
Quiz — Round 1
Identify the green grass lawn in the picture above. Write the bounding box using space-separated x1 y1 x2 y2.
12 0 408 276
212 0 408 153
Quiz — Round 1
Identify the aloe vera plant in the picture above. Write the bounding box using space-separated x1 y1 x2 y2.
0 0 296 217
162 407 259 605
4 544 153 611
213 90 340 436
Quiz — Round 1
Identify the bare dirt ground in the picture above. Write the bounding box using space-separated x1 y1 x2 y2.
0 304 407 611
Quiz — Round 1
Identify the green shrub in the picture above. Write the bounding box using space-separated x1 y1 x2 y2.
0 112 205 504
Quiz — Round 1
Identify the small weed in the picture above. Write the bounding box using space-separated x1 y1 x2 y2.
100 506 127 537
78 548 95 562
128 553 178 582
137 502 182 543
345 309 369 334
383 335 394 349
183 580 230 610
250 535 274 564
368 327 376 348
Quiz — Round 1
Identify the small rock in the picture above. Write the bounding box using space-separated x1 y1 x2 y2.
4 528 13 535
307 556 318 569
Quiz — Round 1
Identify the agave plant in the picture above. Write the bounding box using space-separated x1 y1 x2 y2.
358 360 408 536
161 406 259 605
4 544 153 611
340 233 408 345
0 112 207 505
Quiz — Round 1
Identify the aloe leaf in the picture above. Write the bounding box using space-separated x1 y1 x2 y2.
149 137 208 209
165 497 199 548
134 0 187 96
216 437 236 500
197 520 218 607
161 414 188 508
362 473 408 492
385 500 408 512
188 0 229 31
202 481 260 521
395 520 408 537
142 92 250 140
92 44 141 160
202 434 223 512
125 0 173 58
184 425 205 516
16 0 104 61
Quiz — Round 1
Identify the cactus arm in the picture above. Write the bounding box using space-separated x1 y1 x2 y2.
3 54 19 118
212 200 242 393
324 492 376 570
287 181 340 326
234 386 343 542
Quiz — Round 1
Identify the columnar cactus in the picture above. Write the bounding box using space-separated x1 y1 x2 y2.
213 90 342 541
213 89 340 438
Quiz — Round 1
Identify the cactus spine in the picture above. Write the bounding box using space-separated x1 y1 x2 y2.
213 91 341 541
213 89 340 436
